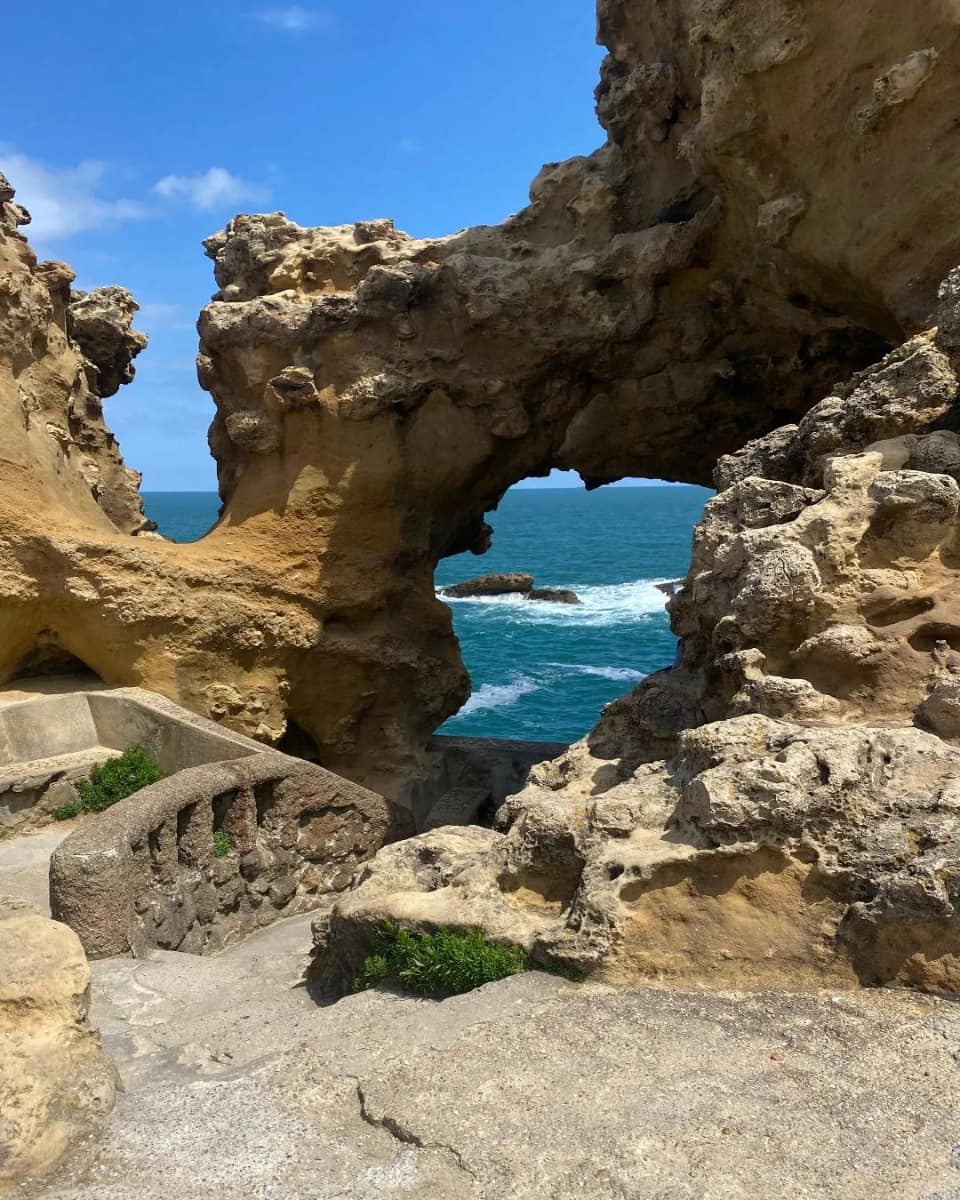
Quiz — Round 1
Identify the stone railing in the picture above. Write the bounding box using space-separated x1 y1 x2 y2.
50 753 412 957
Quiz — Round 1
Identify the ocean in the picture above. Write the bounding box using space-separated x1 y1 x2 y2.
142 486 712 745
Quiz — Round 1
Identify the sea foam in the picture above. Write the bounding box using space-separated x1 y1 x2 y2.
457 675 542 716
439 578 670 628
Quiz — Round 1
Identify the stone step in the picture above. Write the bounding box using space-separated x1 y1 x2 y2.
0 745 120 793
422 786 491 831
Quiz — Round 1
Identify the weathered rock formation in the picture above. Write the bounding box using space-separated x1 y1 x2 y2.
440 573 535 598
0 177 150 537
440 575 581 604
316 264 960 993
562 270 960 777
0 899 116 1190
2 1 960 802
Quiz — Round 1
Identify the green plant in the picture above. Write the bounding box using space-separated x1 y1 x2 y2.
353 923 531 997
212 830 231 858
62 745 164 818
52 798 82 822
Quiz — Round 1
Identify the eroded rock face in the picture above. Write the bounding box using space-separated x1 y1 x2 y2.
0 899 117 1189
318 263 960 992
555 273 960 784
0 176 150 537
3 0 960 797
316 712 960 995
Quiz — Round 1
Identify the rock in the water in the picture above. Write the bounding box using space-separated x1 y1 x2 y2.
440 573 535 599
2 0 960 797
0 899 117 1188
527 587 582 605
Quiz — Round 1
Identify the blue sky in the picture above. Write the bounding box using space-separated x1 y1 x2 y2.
4 3 658 490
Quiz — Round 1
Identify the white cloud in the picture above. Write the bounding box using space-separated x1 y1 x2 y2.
251 6 333 32
0 149 147 241
152 167 267 212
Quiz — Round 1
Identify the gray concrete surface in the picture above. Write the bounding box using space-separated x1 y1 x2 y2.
19 907 960 1199
0 687 262 840
0 825 70 913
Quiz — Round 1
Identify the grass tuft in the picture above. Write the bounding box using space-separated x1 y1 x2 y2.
53 745 164 821
353 922 531 997
212 830 232 858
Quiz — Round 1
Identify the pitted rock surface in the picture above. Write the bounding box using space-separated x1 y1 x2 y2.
4 0 960 793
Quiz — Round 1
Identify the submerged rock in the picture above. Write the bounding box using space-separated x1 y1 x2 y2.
527 587 582 605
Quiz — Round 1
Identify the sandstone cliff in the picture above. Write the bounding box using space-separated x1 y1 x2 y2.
2 0 960 804
0 175 149 537
315 267 960 994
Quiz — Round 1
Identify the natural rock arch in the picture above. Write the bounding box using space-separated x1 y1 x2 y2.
2 0 960 799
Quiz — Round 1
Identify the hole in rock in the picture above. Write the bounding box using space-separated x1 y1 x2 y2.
139 492 221 544
8 637 104 692
908 623 960 654
434 472 712 744
865 595 936 627
277 719 322 763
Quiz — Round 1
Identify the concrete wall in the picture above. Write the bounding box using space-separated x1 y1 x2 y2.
50 753 413 958
0 687 264 839
87 692 257 773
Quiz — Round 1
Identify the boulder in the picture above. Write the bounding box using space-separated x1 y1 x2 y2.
0 899 117 1188
318 714 960 996
527 588 582 605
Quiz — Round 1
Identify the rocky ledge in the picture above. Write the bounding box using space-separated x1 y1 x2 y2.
440 574 581 604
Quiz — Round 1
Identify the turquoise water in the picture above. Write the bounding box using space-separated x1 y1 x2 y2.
142 486 712 743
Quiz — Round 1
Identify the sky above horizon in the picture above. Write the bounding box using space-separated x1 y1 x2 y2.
3 3 659 491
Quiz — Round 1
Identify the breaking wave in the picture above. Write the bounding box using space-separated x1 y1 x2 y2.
457 675 542 717
439 578 670 628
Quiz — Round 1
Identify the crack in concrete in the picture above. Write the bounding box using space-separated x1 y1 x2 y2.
355 1081 478 1182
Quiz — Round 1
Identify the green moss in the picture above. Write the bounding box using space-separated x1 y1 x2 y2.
52 746 164 821
212 830 231 858
353 923 531 997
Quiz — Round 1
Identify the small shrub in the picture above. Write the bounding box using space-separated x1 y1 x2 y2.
52 798 82 822
212 830 231 858
354 923 530 997
73 746 164 815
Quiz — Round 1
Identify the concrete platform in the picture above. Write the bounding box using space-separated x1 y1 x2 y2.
17 914 960 1199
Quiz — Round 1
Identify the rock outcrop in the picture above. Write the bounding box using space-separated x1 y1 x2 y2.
440 575 581 604
0 176 150 537
317 705 960 993
316 256 960 993
440 574 535 599
551 270 960 780
0 899 116 1190
2 1 960 799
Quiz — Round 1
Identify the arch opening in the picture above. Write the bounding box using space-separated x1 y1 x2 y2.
434 474 712 744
